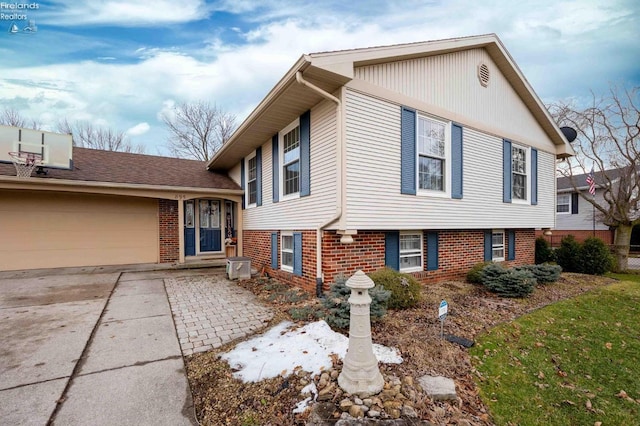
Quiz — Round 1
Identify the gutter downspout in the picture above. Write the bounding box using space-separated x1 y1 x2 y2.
295 71 342 297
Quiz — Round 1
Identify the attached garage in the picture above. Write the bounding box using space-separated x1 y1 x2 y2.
0 189 159 270
0 144 243 272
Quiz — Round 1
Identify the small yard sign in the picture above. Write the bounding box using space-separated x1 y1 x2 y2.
439 300 448 338
438 300 448 321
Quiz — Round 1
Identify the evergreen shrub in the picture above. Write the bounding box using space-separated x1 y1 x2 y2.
481 263 536 298
555 235 582 272
580 237 614 275
322 274 390 330
467 261 493 284
514 264 562 285
535 237 556 264
368 268 422 309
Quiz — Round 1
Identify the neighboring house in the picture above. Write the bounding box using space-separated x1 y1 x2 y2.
207 34 574 293
0 126 242 271
544 167 640 246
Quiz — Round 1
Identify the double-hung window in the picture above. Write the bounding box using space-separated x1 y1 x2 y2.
417 116 447 192
281 233 294 272
492 230 505 261
557 194 570 213
399 232 423 272
247 155 257 206
512 145 527 201
282 123 300 197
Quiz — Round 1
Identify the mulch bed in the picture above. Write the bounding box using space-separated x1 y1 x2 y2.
186 273 617 425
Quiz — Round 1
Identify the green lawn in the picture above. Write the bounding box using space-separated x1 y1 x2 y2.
470 280 640 426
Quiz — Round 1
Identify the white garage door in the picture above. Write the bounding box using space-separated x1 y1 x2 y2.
0 190 159 271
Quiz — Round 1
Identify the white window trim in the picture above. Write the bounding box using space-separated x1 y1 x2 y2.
281 232 294 273
557 194 571 214
511 144 531 204
492 229 505 262
416 113 451 198
245 151 257 208
279 118 301 202
399 231 423 273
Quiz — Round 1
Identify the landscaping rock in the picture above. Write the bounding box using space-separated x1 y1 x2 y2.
418 375 457 401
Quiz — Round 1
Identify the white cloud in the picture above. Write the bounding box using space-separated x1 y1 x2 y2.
126 122 150 136
1 0 638 154
43 0 212 26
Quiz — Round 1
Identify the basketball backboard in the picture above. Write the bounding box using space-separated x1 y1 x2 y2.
0 124 73 169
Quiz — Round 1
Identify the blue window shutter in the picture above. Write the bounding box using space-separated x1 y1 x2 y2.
293 232 303 276
427 231 439 271
507 230 516 261
385 231 400 270
272 134 279 203
401 107 416 195
531 148 538 205
571 193 579 214
451 123 463 199
484 230 493 261
240 159 245 209
256 147 262 207
271 232 278 269
300 110 311 197
503 140 512 203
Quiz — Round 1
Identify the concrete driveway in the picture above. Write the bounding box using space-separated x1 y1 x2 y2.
0 267 198 426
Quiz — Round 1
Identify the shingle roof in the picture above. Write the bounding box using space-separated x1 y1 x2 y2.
0 147 240 190
557 166 639 191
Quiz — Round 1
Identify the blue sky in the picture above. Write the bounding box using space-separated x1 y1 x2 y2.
1 0 639 156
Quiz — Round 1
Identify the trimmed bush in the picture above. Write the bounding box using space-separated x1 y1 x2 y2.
322 274 390 330
535 237 555 264
481 263 536 298
368 268 422 309
580 237 614 275
555 235 582 273
514 264 562 285
467 261 492 284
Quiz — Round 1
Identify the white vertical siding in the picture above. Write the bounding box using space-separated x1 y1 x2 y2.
354 48 549 148
344 90 556 230
242 99 337 230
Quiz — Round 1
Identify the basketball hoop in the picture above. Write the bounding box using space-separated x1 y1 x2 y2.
8 151 43 178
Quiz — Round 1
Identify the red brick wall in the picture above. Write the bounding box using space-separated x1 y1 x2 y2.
535 229 614 246
243 228 536 292
159 199 179 263
243 230 317 293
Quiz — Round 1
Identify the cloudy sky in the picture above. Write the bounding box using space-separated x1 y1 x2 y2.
1 0 638 156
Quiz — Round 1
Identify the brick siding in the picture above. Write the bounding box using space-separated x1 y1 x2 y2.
159 199 179 263
244 228 536 292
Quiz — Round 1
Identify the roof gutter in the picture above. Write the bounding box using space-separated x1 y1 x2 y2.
295 71 343 296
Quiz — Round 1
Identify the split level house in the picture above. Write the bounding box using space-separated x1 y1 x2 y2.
206 34 575 293
0 34 575 290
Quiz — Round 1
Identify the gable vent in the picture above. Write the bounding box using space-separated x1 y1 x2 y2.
478 63 490 87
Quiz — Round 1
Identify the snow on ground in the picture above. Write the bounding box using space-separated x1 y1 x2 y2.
220 320 402 383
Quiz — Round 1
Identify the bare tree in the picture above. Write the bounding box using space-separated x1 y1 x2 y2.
57 119 144 153
0 108 41 129
162 101 237 161
549 85 640 271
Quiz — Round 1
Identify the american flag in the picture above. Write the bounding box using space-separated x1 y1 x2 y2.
586 168 596 196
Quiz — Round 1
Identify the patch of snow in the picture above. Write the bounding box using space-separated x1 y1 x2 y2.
293 382 317 413
220 320 402 383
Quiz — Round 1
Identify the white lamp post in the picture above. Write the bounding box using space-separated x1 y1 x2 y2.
337 270 384 397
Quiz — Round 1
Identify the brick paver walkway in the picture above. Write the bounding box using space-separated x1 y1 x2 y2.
165 273 273 356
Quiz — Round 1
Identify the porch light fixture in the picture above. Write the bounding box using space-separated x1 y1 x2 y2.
543 229 553 236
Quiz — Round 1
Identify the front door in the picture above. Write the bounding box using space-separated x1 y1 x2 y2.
199 200 221 252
